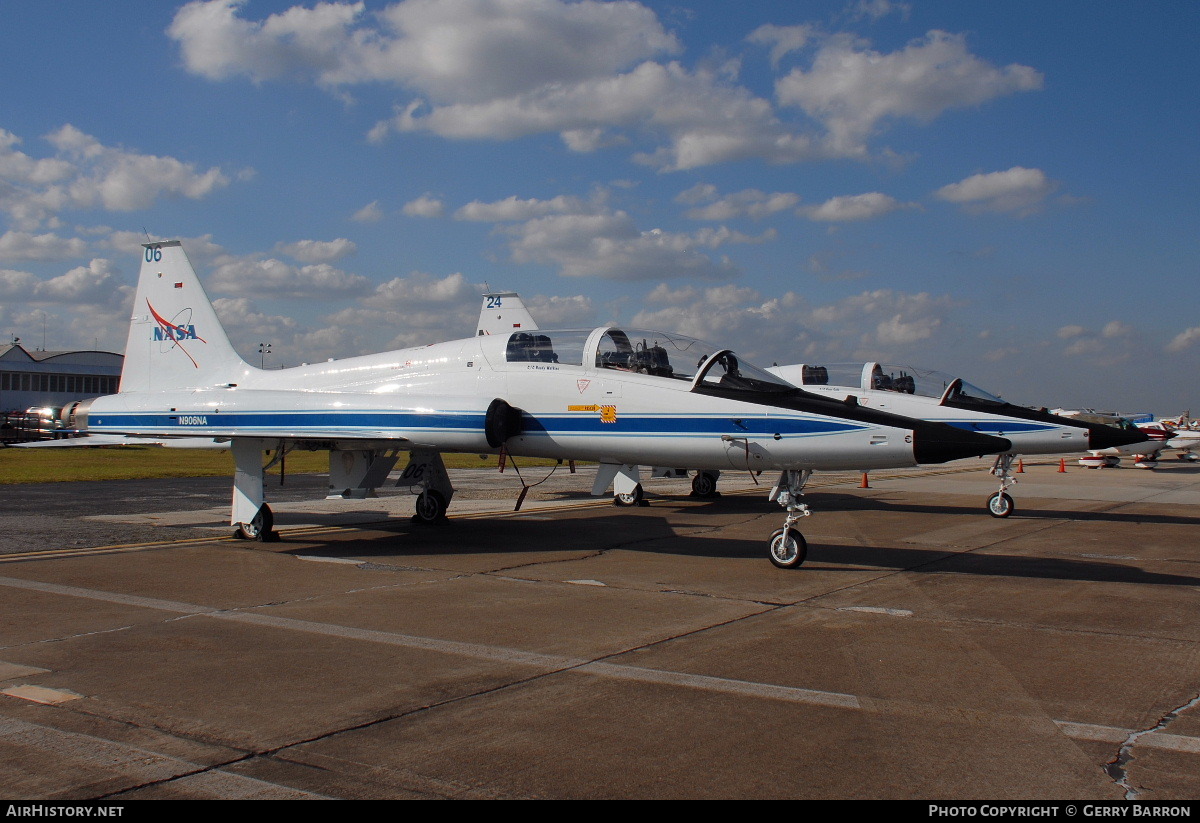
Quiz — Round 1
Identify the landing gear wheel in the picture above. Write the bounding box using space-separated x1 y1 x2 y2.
413 490 448 524
691 472 718 498
768 527 807 569
614 484 644 506
235 504 275 541
987 492 1014 518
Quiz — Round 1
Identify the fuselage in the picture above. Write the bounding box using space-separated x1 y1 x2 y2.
80 328 1006 473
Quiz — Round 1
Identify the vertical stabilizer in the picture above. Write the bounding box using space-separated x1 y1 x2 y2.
120 241 249 393
476 292 538 336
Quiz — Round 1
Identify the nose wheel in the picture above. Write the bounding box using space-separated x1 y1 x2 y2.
768 528 807 568
986 491 1014 518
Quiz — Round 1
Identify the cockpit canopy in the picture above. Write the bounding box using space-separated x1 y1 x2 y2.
504 327 797 394
795 362 1004 406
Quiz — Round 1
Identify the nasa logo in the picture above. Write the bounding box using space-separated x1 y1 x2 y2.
152 325 198 342
147 300 208 368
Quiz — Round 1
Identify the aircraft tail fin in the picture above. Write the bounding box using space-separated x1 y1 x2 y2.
476 291 538 336
119 241 249 393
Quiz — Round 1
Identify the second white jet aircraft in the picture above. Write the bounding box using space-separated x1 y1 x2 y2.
477 292 1146 520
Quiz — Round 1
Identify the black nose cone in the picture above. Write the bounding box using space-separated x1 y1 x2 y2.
912 422 1011 464
1087 423 1149 451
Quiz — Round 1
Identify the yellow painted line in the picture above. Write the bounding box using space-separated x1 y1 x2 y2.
0 537 236 563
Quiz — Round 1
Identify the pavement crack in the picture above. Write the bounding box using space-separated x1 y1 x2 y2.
1104 691 1200 799
3 624 134 651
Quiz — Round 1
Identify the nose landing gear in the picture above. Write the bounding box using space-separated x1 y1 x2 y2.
767 469 813 568
987 453 1018 518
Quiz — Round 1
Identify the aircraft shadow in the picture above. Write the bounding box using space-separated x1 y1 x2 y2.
654 488 1200 528
277 507 1200 588
805 491 1200 527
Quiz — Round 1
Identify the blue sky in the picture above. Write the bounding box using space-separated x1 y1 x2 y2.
1 0 1197 413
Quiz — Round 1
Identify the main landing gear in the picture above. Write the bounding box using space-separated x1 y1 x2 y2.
767 469 812 568
987 454 1018 518
231 439 281 542
398 450 454 524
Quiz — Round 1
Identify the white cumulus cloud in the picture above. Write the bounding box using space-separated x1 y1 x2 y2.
802 192 914 221
274 238 358 264
1166 327 1200 354
935 166 1058 215
776 31 1043 157
0 125 238 230
454 194 593 222
209 256 372 299
401 195 445 218
680 187 800 221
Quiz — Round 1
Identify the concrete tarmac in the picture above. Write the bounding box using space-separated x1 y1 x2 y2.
2 457 1199 799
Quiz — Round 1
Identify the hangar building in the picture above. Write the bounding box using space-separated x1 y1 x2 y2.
1 343 123 415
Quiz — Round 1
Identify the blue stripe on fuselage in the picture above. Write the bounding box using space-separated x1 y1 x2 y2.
942 420 1054 435
89 409 866 438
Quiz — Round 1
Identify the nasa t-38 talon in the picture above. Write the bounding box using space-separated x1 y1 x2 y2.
477 292 1149 524
769 362 1148 518
68 241 1009 566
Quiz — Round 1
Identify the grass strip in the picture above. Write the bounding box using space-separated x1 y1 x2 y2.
0 445 556 484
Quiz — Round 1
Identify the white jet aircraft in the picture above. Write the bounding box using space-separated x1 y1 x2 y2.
64 242 1010 568
769 362 1147 516
477 293 1147 518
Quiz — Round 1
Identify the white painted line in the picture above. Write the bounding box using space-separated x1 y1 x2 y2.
169 769 333 800
1053 721 1127 743
837 606 913 617
4 574 1199 745
0 717 329 799
0 662 50 681
566 579 607 586
1054 721 1200 755
583 662 862 709
0 575 210 615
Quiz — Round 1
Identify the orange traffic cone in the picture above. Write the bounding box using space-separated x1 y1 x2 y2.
860 472 870 488
1058 458 1066 473
1017 459 1024 473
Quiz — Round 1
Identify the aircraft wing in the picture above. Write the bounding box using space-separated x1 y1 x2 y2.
13 434 230 449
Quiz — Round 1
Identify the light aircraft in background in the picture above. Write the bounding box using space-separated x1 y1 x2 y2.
477 293 1147 518
55 242 1010 569
1059 410 1197 469
1155 414 1200 462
